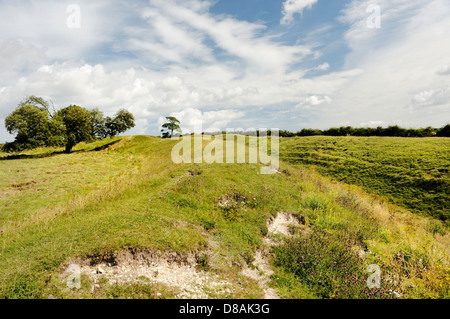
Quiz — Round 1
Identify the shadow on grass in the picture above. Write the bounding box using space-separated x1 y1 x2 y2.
0 139 122 161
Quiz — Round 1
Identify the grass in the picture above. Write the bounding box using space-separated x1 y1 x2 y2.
0 137 134 225
0 135 448 299
279 136 450 222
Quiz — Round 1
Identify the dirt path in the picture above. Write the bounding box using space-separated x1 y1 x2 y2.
242 212 302 299
241 249 280 299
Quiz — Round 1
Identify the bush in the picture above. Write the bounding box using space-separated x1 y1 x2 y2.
282 124 449 138
437 124 450 137
426 219 447 236
272 230 398 299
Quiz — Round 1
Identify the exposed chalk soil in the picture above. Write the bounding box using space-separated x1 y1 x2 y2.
64 249 234 299
241 249 280 299
242 211 307 299
61 212 307 299
267 212 302 237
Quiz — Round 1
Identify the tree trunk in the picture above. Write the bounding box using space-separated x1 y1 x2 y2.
65 144 73 153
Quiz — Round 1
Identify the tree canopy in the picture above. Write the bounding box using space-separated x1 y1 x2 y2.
4 96 135 153
5 104 55 151
57 105 94 153
161 116 181 138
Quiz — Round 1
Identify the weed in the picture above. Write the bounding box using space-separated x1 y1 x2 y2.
302 197 328 211
272 230 399 299
408 264 450 299
200 217 216 231
196 255 210 271
218 189 249 221
426 219 447 236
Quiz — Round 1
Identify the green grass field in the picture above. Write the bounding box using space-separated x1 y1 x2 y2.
0 135 448 299
280 136 450 222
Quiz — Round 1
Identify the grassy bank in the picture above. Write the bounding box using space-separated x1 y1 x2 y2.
280 136 449 222
0 135 448 299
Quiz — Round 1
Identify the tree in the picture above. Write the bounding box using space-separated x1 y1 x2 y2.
89 108 106 137
88 108 136 139
4 104 53 151
57 105 94 153
103 109 136 138
57 107 135 152
3 96 65 152
4 96 136 153
437 124 450 137
19 95 56 117
161 116 181 138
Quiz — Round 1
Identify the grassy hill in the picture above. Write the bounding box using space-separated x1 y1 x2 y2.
0 135 448 299
280 136 450 222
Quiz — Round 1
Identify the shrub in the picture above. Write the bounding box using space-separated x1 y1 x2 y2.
272 230 398 299
426 219 447 236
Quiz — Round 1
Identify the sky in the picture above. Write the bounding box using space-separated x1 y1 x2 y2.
1 0 450 141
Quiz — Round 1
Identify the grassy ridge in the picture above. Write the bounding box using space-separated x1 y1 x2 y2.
280 136 450 222
0 135 448 299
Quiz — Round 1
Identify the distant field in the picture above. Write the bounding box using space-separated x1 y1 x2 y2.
280 136 450 222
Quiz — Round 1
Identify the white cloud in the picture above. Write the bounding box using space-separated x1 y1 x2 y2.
312 0 450 129
410 87 450 108
359 121 387 128
437 64 450 76
0 40 48 86
2 0 448 142
0 0 330 140
159 108 245 133
315 62 330 71
295 95 332 110
147 0 312 75
281 0 318 25
0 1 128 62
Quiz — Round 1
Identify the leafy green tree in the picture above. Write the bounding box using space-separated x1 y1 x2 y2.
88 108 135 139
323 127 341 136
297 129 322 136
89 108 106 137
56 105 94 153
161 116 181 138
419 126 436 137
19 95 56 117
4 104 55 152
437 124 450 137
4 96 136 153
103 109 136 138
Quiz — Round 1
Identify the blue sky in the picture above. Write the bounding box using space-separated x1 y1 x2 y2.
1 0 450 140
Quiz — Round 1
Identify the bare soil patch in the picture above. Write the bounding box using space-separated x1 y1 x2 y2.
242 211 308 299
267 212 301 237
65 248 234 299
241 249 280 299
9 180 37 191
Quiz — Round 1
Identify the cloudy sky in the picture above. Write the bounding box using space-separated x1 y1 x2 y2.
1 0 449 140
